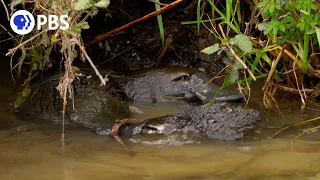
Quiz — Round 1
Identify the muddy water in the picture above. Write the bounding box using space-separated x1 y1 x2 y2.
1 67 320 180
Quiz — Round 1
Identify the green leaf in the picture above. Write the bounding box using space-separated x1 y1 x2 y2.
94 0 110 8
51 34 57 42
230 35 253 52
269 3 275 14
279 24 286 32
50 1 59 9
76 21 90 29
66 28 81 36
201 43 220 55
272 26 279 35
307 27 316 34
74 0 92 11
297 22 305 31
229 69 239 84
316 27 320 47
299 10 309 15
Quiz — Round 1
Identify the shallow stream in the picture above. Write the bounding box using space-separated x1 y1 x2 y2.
1 65 320 180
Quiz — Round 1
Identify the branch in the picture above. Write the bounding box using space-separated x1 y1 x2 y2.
85 0 183 48
218 23 256 81
1 0 9 21
77 42 107 86
6 29 48 56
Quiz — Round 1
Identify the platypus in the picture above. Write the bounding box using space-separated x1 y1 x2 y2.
116 66 247 104
16 66 256 140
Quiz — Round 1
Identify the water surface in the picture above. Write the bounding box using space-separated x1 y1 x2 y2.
1 65 320 180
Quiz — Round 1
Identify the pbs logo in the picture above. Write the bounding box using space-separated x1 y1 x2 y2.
10 10 70 35
10 10 35 35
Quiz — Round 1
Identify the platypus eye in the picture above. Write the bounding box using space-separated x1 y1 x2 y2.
170 73 190 82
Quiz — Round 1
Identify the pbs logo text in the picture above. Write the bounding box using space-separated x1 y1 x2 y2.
10 10 69 35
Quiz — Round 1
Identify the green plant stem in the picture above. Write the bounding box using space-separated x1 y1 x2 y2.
197 0 201 34
155 0 164 45
302 0 312 73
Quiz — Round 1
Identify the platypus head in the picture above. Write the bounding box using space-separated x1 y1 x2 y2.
185 71 248 103
155 71 195 103
124 70 198 103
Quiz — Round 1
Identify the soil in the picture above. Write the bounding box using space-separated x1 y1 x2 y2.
79 0 230 73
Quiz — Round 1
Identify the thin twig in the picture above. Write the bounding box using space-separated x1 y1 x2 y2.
271 116 320 138
0 23 15 38
97 47 133 67
148 0 168 6
291 125 320 144
218 23 256 81
38 4 55 14
0 34 22 43
1 0 10 21
262 45 285 91
205 65 229 85
293 61 306 109
77 42 107 85
244 0 272 35
6 29 48 56
269 83 313 93
85 0 184 48
111 119 135 156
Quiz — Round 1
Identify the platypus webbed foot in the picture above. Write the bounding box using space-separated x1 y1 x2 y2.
111 118 135 156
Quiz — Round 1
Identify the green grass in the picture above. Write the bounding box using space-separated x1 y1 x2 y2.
155 0 165 45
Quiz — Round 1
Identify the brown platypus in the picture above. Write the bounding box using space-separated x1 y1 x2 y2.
16 66 258 145
114 66 247 104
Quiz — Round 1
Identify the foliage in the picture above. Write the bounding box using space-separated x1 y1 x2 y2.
258 0 320 72
188 0 320 107
7 0 110 110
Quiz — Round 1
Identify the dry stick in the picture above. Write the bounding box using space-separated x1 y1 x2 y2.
243 71 251 107
218 23 256 81
77 43 107 86
111 119 135 156
293 61 306 109
85 0 184 48
262 45 285 91
271 116 320 138
269 83 313 93
0 0 10 21
291 125 320 144
0 24 15 38
6 29 48 56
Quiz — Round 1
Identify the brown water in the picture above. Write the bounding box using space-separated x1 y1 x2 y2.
1 65 320 180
